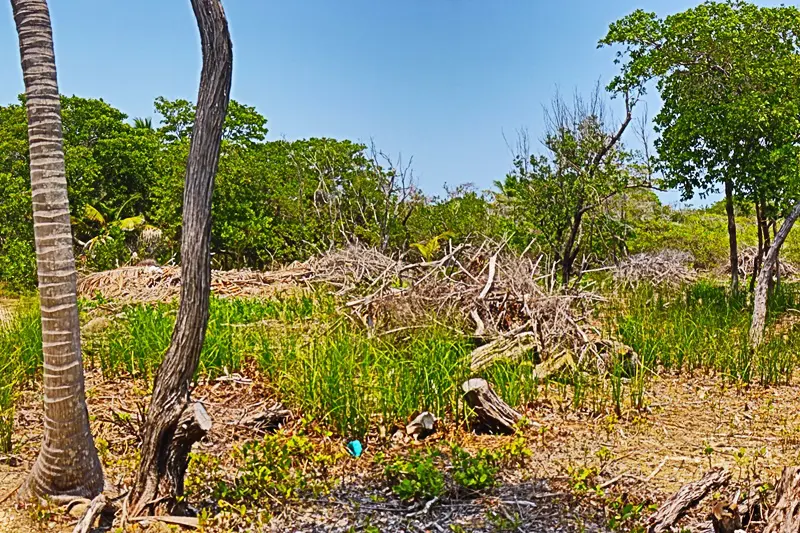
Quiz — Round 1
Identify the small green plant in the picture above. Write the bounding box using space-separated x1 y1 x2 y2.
450 444 499 492
217 432 337 505
486 509 522 531
607 496 651 531
383 449 445 501
567 464 599 494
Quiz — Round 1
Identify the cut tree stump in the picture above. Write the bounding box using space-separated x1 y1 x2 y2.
461 378 521 434
647 468 731 533
764 466 800 533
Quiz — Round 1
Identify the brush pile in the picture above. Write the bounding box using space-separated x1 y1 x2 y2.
78 242 629 375
77 264 311 303
312 242 613 373
614 249 696 288
725 246 799 278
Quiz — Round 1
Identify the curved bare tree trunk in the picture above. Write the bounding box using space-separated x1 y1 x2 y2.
129 0 232 515
750 201 800 348
11 0 104 501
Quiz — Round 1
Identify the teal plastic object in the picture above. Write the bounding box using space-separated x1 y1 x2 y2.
346 440 363 458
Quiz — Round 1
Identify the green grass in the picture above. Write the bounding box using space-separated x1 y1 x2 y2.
615 281 800 385
256 322 473 438
0 299 42 450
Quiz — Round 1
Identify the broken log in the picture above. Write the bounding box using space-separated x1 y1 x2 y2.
647 468 731 533
710 500 742 533
462 378 521 434
406 411 437 440
765 467 800 533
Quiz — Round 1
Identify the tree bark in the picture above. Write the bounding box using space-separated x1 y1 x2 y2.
129 0 232 515
646 468 731 533
764 467 800 532
751 201 763 292
11 0 104 501
462 378 522 434
750 201 800 348
561 212 583 287
724 178 738 292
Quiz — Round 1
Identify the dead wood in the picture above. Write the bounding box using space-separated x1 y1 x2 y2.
406 412 437 440
240 402 291 433
765 466 800 533
614 249 696 289
646 468 731 533
709 500 742 533
72 494 107 533
462 378 521 434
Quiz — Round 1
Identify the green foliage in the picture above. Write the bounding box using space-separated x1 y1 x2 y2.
257 319 472 438
601 1 800 222
615 281 800 384
0 300 42 451
497 90 645 283
382 449 445 501
449 444 499 492
222 433 336 503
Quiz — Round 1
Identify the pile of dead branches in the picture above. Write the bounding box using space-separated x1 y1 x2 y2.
305 244 401 295
721 246 799 279
614 249 696 288
77 264 311 303
310 242 615 373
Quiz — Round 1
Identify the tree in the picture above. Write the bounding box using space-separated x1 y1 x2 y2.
497 87 639 286
10 0 104 500
600 1 800 299
129 0 232 515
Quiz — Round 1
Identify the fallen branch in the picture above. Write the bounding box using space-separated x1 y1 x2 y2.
72 494 107 533
647 468 731 533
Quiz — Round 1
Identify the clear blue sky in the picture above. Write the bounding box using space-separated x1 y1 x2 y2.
0 1 786 206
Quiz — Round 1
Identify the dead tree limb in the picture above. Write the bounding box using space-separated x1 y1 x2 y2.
751 202 800 347
129 0 232 516
646 468 731 533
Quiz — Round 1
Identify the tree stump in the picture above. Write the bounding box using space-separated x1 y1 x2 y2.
647 468 731 533
764 467 800 533
461 378 521 434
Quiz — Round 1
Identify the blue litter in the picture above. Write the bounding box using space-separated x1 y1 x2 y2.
346 440 363 458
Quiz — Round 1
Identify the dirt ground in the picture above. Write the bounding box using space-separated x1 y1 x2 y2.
1 368 798 532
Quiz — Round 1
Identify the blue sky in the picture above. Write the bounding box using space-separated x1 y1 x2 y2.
0 1 786 206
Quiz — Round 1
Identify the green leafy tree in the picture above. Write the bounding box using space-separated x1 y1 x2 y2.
600 1 800 293
497 88 643 286
600 0 800 347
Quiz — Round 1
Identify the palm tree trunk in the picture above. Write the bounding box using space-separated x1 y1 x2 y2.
11 0 104 501
129 0 232 515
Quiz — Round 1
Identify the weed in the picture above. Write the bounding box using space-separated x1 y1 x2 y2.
219 432 338 504
382 449 445 501
450 444 499 492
